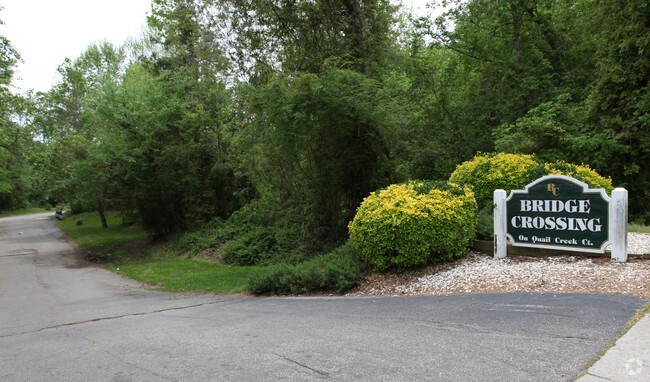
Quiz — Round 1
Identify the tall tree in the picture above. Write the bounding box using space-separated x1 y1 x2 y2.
225 0 400 244
588 0 650 222
32 42 126 226
0 9 32 211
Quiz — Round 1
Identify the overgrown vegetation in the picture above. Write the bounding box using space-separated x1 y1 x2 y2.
248 242 368 295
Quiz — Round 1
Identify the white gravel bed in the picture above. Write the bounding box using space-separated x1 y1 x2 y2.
620 232 650 255
348 233 650 298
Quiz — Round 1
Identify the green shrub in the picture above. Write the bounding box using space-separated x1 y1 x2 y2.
449 153 543 210
248 242 368 295
450 153 614 239
172 198 304 264
348 180 477 272
222 228 279 266
449 153 614 211
543 161 613 193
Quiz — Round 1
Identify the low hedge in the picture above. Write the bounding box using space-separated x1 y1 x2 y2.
348 180 477 272
247 242 368 295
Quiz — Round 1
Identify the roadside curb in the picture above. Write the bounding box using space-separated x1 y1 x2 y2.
576 303 650 381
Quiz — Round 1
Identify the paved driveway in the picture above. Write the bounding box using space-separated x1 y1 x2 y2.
0 214 645 381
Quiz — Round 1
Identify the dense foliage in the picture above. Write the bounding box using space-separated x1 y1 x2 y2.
1 0 648 271
349 181 476 271
248 242 368 295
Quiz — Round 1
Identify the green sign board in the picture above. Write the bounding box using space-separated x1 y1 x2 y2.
506 175 610 252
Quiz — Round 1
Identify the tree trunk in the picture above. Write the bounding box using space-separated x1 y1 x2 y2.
97 200 108 229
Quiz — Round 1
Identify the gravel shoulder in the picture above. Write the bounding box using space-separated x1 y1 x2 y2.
347 232 650 298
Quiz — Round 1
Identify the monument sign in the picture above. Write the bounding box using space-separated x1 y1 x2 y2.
494 175 628 261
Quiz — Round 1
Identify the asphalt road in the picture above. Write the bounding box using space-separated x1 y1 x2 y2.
0 214 646 381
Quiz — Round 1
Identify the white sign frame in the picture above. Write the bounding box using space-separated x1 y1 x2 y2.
494 175 628 261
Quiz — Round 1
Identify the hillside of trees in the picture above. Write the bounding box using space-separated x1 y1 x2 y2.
1 0 648 258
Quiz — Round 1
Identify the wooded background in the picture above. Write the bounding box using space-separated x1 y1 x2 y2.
1 0 648 255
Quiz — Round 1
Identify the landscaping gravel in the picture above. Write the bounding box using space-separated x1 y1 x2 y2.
347 232 650 298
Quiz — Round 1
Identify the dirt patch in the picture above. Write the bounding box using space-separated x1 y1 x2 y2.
60 231 93 269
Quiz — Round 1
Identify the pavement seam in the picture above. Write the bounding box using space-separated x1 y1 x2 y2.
0 300 229 339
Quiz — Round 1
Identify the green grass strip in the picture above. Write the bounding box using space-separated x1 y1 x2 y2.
57 211 148 250
110 260 262 294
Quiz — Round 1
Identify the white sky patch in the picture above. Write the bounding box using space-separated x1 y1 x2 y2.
1 0 151 94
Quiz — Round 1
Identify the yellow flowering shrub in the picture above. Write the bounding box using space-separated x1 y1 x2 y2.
449 153 542 210
544 161 613 193
450 153 614 211
348 181 477 271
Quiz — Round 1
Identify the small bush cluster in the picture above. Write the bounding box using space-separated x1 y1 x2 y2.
348 180 477 272
172 198 304 265
247 242 368 295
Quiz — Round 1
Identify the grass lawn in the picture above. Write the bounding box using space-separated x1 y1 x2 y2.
57 210 260 294
110 260 263 294
57 211 148 250
0 207 52 217
629 223 650 233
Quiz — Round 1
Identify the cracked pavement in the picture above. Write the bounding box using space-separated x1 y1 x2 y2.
1 213 646 381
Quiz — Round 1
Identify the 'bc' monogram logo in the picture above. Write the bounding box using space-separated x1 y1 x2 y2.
547 183 560 196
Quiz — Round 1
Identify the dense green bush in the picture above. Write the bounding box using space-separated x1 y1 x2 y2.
222 228 279 266
247 242 368 295
348 180 477 272
172 198 305 264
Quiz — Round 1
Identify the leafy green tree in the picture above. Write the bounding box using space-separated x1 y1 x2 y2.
85 0 254 235
0 10 33 211
225 0 401 246
587 0 650 222
30 42 127 225
222 0 398 78
235 62 392 242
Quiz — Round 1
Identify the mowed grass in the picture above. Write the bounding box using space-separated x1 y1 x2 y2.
57 210 260 294
110 260 263 294
629 223 650 233
57 211 148 250
0 207 52 217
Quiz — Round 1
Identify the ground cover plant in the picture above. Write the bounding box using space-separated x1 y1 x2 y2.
248 241 368 295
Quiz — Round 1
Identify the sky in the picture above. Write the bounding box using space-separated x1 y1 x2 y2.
1 0 434 94
0 0 151 94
